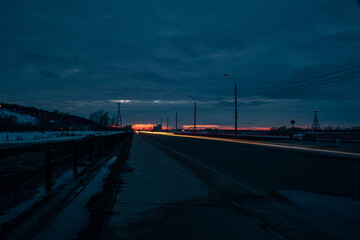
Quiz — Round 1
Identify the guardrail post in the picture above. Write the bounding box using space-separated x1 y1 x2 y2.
98 139 102 154
73 145 78 174
46 150 52 192
89 141 93 165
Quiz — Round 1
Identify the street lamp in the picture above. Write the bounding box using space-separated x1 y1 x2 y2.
172 107 178 132
166 115 169 131
187 95 196 133
224 74 237 137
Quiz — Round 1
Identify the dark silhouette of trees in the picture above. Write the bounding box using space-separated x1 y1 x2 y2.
0 114 21 131
89 110 110 130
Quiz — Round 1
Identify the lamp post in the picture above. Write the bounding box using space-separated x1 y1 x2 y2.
224 74 237 137
166 115 169 131
172 107 178 132
188 95 196 133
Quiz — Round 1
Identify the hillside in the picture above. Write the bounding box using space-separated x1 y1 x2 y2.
0 102 93 131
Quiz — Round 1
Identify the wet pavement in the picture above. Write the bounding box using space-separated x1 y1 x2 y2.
137 132 360 240
34 158 117 240
0 134 131 240
2 132 359 239
105 134 277 240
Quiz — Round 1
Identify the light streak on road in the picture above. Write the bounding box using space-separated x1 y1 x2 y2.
140 131 360 158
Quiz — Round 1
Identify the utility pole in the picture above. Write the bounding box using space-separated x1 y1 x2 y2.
224 74 237 137
116 102 122 128
172 107 178 132
312 110 320 131
161 117 163 131
166 115 169 131
194 101 196 133
188 95 196 133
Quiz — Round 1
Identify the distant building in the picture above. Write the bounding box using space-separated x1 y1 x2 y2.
153 124 162 132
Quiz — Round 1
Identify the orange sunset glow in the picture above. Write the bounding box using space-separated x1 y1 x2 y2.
131 124 170 131
132 124 156 131
182 125 271 131
132 124 271 131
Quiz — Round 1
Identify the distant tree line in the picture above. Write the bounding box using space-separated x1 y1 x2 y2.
0 102 120 132
89 110 110 130
269 125 360 135
0 114 36 132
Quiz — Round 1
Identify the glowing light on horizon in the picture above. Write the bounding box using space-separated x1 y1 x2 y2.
132 124 156 131
110 99 132 103
182 125 271 131
132 124 172 131
182 125 220 130
131 124 271 131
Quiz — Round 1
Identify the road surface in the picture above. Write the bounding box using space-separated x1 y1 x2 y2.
2 132 359 240
105 134 277 240
141 132 360 197
131 131 360 239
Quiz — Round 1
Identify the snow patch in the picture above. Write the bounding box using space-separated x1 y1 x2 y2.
0 108 38 125
0 131 125 144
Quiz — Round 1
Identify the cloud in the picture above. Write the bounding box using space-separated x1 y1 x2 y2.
0 0 360 127
37 71 62 78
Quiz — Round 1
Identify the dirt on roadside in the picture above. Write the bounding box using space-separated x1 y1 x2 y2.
76 133 133 240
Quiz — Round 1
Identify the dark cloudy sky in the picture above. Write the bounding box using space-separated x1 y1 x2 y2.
1 0 360 128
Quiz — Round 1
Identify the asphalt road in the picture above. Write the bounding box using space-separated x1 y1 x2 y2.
141 132 360 198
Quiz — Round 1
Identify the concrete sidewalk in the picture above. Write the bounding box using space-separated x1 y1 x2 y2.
105 134 276 240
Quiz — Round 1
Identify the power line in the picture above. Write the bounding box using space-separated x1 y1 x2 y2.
253 70 360 97
245 64 360 91
259 75 360 98
261 76 360 98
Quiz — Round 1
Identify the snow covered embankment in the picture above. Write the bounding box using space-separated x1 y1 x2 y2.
0 108 38 125
0 131 123 144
